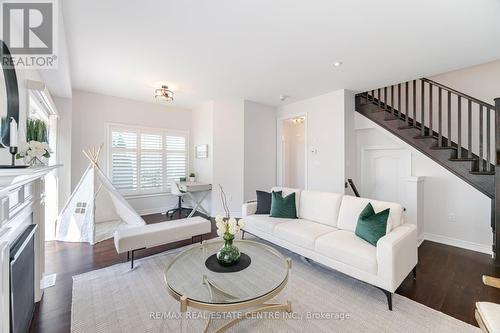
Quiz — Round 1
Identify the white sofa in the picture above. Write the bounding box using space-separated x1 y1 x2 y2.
241 187 418 310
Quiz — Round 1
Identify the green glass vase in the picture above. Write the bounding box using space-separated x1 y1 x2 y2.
216 233 241 266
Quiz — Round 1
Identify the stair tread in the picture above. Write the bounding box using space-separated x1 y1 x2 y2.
356 97 494 199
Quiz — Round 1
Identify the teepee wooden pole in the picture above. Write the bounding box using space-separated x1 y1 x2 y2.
95 144 103 164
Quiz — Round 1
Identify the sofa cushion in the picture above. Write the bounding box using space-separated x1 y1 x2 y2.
337 195 404 233
270 191 297 219
273 220 337 250
271 187 301 215
243 214 292 234
255 190 275 214
355 203 389 246
315 230 378 274
299 190 343 227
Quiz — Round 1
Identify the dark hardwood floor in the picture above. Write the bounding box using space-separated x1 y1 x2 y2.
30 212 500 332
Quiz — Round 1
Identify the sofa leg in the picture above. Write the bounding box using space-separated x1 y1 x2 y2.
412 266 417 280
384 290 392 310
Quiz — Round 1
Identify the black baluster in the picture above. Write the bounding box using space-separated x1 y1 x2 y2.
405 82 409 126
447 91 452 147
429 83 433 135
438 87 442 146
412 80 416 126
391 85 395 116
487 107 492 172
398 83 401 123
378 88 381 107
457 96 462 159
384 87 388 111
468 100 472 159
421 81 425 136
479 104 484 171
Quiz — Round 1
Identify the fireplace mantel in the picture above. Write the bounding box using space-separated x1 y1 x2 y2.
0 164 61 333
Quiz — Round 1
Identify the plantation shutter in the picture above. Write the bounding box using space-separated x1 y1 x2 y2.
111 130 138 191
166 134 187 182
109 125 188 194
140 133 163 190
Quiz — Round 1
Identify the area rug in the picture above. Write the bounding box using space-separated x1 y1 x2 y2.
72 240 479 333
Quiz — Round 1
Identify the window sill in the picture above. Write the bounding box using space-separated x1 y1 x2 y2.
123 192 172 200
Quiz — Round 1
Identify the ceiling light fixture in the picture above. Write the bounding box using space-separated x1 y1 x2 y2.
279 94 290 102
333 61 343 67
154 85 174 102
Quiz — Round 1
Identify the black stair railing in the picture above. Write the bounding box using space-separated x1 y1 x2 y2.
360 78 495 175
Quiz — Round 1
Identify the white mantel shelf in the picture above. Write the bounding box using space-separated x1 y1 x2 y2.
0 165 61 195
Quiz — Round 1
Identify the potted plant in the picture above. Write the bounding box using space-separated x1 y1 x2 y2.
189 172 196 182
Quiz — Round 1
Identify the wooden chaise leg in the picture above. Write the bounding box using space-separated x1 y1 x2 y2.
412 266 417 280
241 230 245 240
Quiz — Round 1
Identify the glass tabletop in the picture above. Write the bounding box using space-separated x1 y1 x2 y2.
165 240 289 305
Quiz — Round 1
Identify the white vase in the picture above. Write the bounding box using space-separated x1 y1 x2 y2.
189 177 195 182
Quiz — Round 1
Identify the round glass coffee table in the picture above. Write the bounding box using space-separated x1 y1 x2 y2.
165 240 292 333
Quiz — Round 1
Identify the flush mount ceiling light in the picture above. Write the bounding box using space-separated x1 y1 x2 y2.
333 61 343 67
154 85 174 102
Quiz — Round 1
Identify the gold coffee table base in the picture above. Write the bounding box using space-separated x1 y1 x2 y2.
170 257 292 333
200 301 292 333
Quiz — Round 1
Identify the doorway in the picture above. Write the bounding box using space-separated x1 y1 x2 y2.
279 116 306 189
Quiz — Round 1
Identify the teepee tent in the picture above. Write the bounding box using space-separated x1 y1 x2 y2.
55 146 145 244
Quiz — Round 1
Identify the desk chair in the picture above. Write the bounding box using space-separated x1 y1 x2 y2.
166 180 192 218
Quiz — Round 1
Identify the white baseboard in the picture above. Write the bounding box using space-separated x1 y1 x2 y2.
423 232 492 256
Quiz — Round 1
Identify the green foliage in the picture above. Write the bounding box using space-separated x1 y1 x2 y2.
26 118 48 143
189 172 196 177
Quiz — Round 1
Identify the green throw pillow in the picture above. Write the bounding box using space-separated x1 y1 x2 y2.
270 191 297 219
355 203 389 246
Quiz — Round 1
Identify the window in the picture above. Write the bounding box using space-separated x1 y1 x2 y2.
107 124 188 195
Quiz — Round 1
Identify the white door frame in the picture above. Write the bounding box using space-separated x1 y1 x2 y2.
276 113 308 189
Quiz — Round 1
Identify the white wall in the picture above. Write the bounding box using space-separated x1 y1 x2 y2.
211 99 245 216
71 90 192 215
430 59 500 106
277 89 352 193
190 101 214 214
243 101 276 201
53 96 72 211
353 112 492 254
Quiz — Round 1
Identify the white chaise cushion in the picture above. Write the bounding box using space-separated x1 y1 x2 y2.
271 187 301 215
273 220 337 250
315 230 378 274
299 190 343 227
477 302 500 333
243 215 292 234
337 195 404 233
114 217 211 253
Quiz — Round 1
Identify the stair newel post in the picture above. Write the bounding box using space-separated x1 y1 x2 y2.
457 96 462 159
494 97 500 263
438 87 442 147
421 80 425 136
468 100 473 159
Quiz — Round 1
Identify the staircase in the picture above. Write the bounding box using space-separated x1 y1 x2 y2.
355 79 499 262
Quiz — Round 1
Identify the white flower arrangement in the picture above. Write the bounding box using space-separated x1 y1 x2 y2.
215 215 245 237
16 141 52 165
